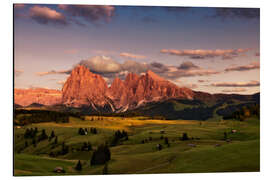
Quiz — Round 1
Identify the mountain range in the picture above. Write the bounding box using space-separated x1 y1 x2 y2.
14 65 259 119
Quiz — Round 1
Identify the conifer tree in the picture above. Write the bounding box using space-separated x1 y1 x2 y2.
75 160 82 171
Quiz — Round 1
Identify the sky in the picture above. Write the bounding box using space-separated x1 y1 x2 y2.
14 4 260 94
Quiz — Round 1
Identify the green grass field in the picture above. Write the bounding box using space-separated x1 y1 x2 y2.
14 115 260 176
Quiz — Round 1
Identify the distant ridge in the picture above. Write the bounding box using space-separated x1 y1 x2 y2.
14 65 260 114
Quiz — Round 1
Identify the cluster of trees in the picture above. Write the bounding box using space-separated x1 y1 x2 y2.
78 127 98 135
14 110 70 126
111 130 128 146
24 127 38 138
90 144 111 165
217 103 260 121
22 128 58 151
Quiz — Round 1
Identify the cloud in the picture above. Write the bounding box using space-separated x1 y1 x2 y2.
214 8 259 20
222 88 247 93
178 61 199 70
39 57 219 86
64 49 78 54
79 56 122 74
149 62 169 73
165 69 219 79
14 4 28 18
211 80 260 87
58 5 115 24
121 60 148 74
14 4 25 9
57 80 66 85
198 79 210 83
36 70 71 76
160 48 249 60
15 69 24 77
120 52 146 59
29 6 67 25
78 58 219 80
162 61 219 79
171 79 198 89
224 61 260 72
182 83 198 89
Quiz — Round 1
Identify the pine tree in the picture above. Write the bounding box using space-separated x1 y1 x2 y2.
25 141 28 148
75 160 82 171
54 136 58 144
38 129 48 141
164 137 169 145
32 138 36 147
102 163 108 174
87 142 92 151
224 132 227 140
50 130 55 138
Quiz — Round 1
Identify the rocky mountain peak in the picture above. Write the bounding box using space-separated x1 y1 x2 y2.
62 65 111 109
145 70 165 81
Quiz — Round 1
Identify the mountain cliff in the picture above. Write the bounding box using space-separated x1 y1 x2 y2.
14 65 259 114
62 65 115 112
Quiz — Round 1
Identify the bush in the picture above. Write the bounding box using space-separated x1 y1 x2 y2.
181 133 189 141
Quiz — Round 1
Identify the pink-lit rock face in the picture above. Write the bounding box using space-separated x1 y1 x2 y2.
62 65 112 109
108 70 195 110
14 88 62 106
15 65 195 111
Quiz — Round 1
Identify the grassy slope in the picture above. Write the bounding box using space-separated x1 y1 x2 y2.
14 116 259 175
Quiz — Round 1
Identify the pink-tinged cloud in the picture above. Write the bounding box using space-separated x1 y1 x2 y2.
225 61 260 72
171 79 198 89
211 80 260 87
29 6 67 25
14 4 25 9
57 80 66 85
58 5 115 23
198 79 210 83
15 69 24 77
36 70 71 76
64 49 78 54
160 48 249 59
183 83 198 89
166 69 219 78
120 52 146 59
222 88 247 93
